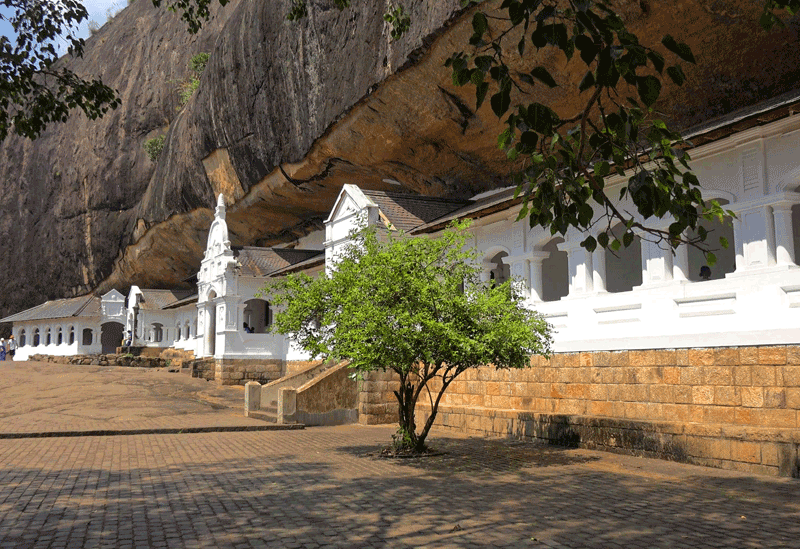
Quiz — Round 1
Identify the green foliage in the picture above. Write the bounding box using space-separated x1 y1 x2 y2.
384 5 411 41
178 52 209 107
143 134 166 161
445 0 725 255
267 223 552 452
189 52 210 76
0 0 120 140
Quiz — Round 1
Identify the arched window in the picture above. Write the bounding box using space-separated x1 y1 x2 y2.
687 199 736 282
152 323 163 343
19 330 26 347
82 328 93 346
68 326 75 345
605 224 642 293
541 238 569 302
57 327 63 345
175 324 182 342
243 299 271 333
488 251 510 285
184 322 190 339
45 327 52 346
33 328 40 347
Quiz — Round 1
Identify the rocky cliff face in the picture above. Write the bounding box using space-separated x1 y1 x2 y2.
1 0 799 318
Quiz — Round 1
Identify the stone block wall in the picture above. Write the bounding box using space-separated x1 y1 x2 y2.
358 369 400 425
29 354 169 368
189 358 215 381
359 345 800 477
214 358 283 386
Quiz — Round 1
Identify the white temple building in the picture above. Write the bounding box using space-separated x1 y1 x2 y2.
3 290 126 361
3 93 799 370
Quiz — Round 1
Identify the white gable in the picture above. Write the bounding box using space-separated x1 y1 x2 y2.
101 289 126 321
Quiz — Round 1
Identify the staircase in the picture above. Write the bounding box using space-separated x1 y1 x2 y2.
246 360 349 424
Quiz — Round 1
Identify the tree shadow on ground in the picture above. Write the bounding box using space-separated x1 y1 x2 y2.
338 435 601 474
0 430 799 549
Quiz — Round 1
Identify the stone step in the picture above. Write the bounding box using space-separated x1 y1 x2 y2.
247 411 277 423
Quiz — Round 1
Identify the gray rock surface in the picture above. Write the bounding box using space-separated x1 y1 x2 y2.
1 0 799 319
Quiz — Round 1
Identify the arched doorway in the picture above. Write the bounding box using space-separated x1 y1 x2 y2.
487 250 510 285
687 199 736 282
606 224 643 293
152 323 164 343
541 238 569 302
101 322 124 354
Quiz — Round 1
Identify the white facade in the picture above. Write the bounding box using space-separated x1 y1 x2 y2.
10 290 127 361
194 194 321 361
125 286 199 353
5 107 798 362
455 115 800 352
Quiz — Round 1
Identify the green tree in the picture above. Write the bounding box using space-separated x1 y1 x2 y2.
0 0 119 140
267 223 552 453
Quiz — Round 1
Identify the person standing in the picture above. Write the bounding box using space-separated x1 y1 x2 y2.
0 339 5 361
7 335 16 361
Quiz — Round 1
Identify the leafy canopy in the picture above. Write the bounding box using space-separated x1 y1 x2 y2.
0 0 119 140
267 222 552 451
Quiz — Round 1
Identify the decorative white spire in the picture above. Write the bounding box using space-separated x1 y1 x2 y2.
215 194 226 220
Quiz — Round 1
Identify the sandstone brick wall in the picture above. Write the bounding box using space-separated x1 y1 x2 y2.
214 359 283 386
358 369 400 425
359 345 800 477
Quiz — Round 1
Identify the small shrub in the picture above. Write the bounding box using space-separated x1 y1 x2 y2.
143 134 165 161
189 53 210 76
177 52 209 108
88 20 100 35
178 79 200 107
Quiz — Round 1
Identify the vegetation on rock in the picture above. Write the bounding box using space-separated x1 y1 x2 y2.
267 223 552 453
143 134 166 161
178 53 210 108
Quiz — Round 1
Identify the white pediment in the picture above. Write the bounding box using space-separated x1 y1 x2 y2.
324 184 376 224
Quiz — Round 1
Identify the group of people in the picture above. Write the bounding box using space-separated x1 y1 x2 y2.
0 335 16 361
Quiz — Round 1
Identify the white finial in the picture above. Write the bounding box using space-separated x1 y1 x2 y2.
215 194 226 220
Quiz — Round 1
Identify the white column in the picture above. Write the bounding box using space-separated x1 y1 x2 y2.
558 238 593 296
673 243 689 282
480 262 493 283
640 240 674 285
527 252 550 302
772 203 797 266
732 216 745 272
592 246 607 293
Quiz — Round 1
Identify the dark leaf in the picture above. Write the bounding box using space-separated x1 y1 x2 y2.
636 75 661 107
666 65 686 86
530 66 558 88
661 34 696 63
579 70 595 92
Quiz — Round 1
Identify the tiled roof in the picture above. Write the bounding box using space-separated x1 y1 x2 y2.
137 290 196 311
267 254 326 277
162 294 199 310
361 190 468 232
413 187 521 234
233 247 324 277
0 295 100 323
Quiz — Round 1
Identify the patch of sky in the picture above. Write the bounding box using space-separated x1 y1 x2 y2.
0 0 125 57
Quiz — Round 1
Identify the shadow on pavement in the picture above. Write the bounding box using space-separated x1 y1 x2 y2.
1 431 798 548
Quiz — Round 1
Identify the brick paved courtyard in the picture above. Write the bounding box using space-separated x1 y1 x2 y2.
0 362 799 548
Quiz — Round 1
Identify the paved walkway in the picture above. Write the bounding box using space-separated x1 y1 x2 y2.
0 361 272 436
0 361 799 548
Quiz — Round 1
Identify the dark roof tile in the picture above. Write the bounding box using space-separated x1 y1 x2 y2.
233 247 324 277
0 295 100 323
361 190 468 232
